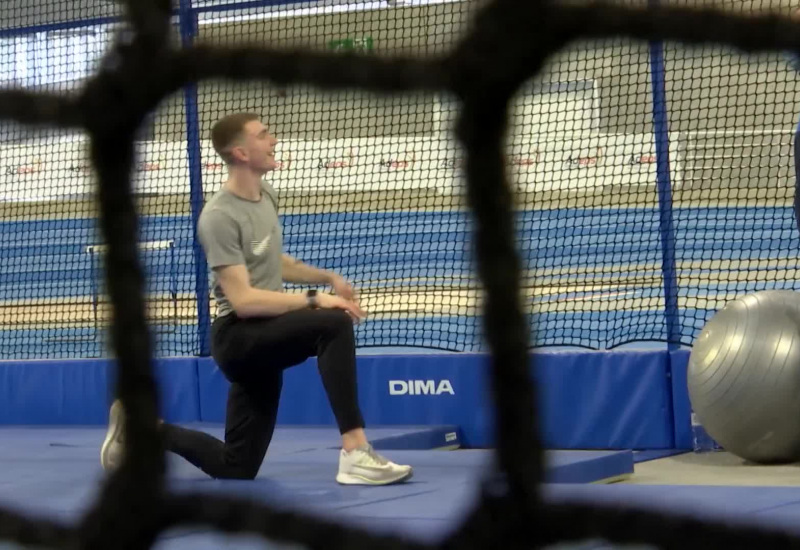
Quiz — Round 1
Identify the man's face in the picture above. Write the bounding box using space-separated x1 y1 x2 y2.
232 120 278 173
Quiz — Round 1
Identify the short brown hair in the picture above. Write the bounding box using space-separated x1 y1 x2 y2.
211 112 261 164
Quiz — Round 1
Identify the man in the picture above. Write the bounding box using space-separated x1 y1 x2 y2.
101 112 412 485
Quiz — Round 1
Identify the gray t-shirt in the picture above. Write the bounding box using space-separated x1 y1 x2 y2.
197 180 283 319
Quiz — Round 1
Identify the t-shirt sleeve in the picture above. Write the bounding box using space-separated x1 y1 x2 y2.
197 209 245 269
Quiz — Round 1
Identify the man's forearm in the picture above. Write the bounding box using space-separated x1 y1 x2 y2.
235 288 309 318
281 254 334 285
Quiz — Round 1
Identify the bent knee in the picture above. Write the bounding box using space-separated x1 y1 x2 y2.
216 462 260 480
317 308 354 332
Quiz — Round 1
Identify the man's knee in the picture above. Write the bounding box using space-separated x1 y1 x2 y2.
318 308 355 334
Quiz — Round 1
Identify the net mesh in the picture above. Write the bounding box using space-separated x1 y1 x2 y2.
3 1 800 358
194 3 485 352
1 0 800 548
4 2 800 358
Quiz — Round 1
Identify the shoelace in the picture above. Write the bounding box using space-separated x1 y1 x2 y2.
361 445 389 467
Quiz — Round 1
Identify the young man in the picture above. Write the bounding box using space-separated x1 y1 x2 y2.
101 112 412 485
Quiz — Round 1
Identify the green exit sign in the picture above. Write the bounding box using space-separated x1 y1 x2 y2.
327 37 374 53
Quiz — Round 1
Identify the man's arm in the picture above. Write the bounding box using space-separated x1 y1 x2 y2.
217 264 309 317
282 254 358 302
198 211 364 320
281 254 334 285
218 264 365 320
198 211 313 317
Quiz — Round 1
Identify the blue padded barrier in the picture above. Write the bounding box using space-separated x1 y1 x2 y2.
0 350 682 450
533 349 674 449
0 358 112 424
0 357 200 424
197 350 674 449
669 348 693 450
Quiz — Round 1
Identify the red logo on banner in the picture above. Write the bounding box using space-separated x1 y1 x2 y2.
275 152 293 170
6 158 44 176
136 161 161 172
629 154 656 165
506 150 540 167
204 161 225 172
379 152 416 170
564 147 603 168
318 149 356 169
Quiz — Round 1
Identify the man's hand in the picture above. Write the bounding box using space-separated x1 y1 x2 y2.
330 274 357 303
317 292 367 323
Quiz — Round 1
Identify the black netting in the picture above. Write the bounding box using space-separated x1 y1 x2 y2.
5 2 800 358
1 0 800 548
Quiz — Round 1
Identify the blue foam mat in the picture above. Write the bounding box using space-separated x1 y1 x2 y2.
6 424 799 549
158 468 800 547
0 426 634 549
3 440 800 550
0 424 462 458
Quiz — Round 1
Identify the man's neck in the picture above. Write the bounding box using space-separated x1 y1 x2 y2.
223 168 263 201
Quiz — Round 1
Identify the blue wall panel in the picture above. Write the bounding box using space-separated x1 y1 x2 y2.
669 349 692 449
0 350 681 450
0 359 112 424
0 357 200 424
197 350 675 449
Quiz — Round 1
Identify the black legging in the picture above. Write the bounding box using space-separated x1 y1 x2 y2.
161 307 365 480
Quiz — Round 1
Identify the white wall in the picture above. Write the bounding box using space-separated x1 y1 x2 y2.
0 0 798 206
0 0 120 31
0 132 667 201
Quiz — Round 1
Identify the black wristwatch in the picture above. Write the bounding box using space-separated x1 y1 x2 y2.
306 289 319 309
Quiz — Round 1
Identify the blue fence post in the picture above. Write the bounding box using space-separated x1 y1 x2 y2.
178 0 211 356
647 3 680 350
648 0 688 449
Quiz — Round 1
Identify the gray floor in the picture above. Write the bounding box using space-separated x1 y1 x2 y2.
626 451 800 486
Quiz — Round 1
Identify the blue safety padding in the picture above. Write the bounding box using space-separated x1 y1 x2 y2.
669 349 692 449
533 349 673 449
545 450 634 483
0 357 200 424
0 350 676 450
151 357 201 423
197 349 674 450
0 359 112 424
365 425 462 450
107 357 202 423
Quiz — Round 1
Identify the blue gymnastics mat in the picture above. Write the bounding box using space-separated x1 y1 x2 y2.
0 424 634 549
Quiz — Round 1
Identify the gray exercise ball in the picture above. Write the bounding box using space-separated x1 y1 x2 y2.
688 289 800 464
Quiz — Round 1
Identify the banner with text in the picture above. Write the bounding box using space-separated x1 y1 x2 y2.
0 134 670 202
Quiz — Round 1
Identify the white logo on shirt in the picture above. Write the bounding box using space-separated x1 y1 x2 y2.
251 235 271 256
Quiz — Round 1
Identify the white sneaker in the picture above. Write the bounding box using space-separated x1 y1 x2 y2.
336 444 413 485
100 399 125 471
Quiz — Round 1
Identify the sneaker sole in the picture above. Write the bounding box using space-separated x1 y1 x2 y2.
100 400 124 470
335 468 413 486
